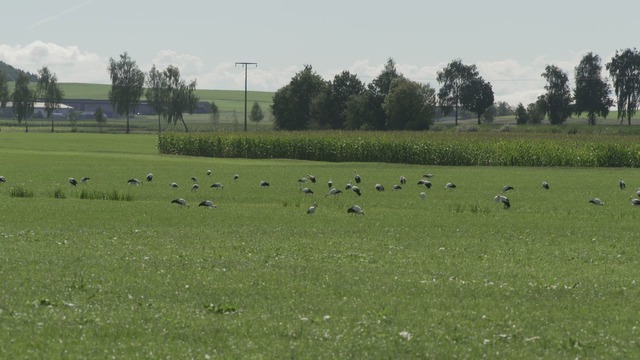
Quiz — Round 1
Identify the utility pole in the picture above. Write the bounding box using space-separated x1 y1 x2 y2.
235 62 257 131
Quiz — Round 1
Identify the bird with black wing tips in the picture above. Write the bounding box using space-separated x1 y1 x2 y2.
542 181 549 190
325 188 342 197
198 200 216 208
494 195 511 209
68 178 78 186
171 198 189 207
146 173 154 182
307 202 317 214
589 198 604 206
347 204 364 215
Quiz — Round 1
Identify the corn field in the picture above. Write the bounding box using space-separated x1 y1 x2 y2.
157 131 640 167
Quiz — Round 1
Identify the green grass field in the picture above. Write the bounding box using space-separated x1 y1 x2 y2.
1 132 640 358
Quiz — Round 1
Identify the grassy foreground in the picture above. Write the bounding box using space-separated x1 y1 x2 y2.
1 133 640 358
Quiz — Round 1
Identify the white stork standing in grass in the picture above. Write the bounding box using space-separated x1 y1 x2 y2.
191 184 199 192
636 189 640 197
420 192 426 200
233 174 239 181
298 177 307 183
191 176 198 183
300 187 314 195
128 178 142 186
400 176 407 185
345 182 353 190
81 177 90 183
325 188 342 197
445 182 456 189
494 195 511 209
146 173 154 182
502 185 514 192
589 198 605 206
327 179 333 189
0 176 5 183
260 181 270 187
207 170 212 176
210 182 224 189
620 178 626 190
417 179 432 188
198 200 216 208
393 184 402 190
171 198 189 207
170 182 179 188
631 198 640 206
351 186 362 196
354 171 361 184
307 202 317 214
347 204 364 215
307 174 317 183
68 177 78 186
423 173 434 178
375 184 385 192
542 181 549 190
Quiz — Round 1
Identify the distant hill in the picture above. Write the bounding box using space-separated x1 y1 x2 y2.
0 60 38 81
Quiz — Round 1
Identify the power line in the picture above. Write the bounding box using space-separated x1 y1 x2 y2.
235 62 258 132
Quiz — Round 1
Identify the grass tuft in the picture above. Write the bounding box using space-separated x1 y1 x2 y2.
10 186 33 198
79 189 133 201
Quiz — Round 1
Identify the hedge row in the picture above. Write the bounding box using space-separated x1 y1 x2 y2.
157 132 640 167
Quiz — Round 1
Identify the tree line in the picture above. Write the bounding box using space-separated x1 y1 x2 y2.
272 49 640 130
0 52 200 133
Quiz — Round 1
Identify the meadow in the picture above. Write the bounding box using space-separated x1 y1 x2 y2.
1 132 640 358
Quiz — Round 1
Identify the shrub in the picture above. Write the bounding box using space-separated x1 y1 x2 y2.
10 186 34 198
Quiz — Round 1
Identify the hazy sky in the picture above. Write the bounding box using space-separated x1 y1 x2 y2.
1 0 638 105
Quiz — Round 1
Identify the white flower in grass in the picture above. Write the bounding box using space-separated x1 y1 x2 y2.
399 331 412 340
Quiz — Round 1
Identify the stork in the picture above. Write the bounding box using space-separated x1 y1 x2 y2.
191 176 198 183
375 184 385 192
307 202 317 214
171 198 189 207
423 173 434 178
128 178 142 186
417 179 432 188
542 181 549 190
301 187 314 195
494 195 511 209
210 182 224 189
207 170 212 176
191 184 199 192
351 186 362 196
325 188 342 197
347 204 364 215
298 177 308 183
637 189 640 197
589 198 604 206
233 174 239 181
420 192 426 200
80 177 90 183
502 185 514 192
400 176 407 185
620 178 626 190
631 198 640 206
327 179 333 189
146 173 154 182
198 200 216 208
345 182 353 190
68 177 78 186
0 176 5 183
354 171 361 184
445 182 456 189
307 174 317 183
260 181 270 187
393 184 402 190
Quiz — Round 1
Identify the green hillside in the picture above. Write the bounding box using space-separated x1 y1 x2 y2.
0 60 37 81
58 83 274 113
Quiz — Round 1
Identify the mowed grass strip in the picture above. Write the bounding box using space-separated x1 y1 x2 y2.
1 132 640 358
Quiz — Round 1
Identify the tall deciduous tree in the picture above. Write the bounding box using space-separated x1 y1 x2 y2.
365 58 402 130
0 70 9 109
36 66 64 133
574 52 612 125
108 52 145 134
437 59 479 125
145 64 168 133
310 71 365 129
606 48 640 125
272 65 326 130
11 72 35 132
460 77 494 125
161 65 199 132
515 103 529 125
383 78 436 130
540 65 572 125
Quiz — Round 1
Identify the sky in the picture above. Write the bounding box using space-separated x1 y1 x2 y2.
1 0 638 106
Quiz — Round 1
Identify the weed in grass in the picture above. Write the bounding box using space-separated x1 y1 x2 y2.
9 186 33 198
53 188 65 199
79 189 133 201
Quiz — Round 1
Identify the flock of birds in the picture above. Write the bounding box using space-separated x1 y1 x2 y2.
3 171 640 214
